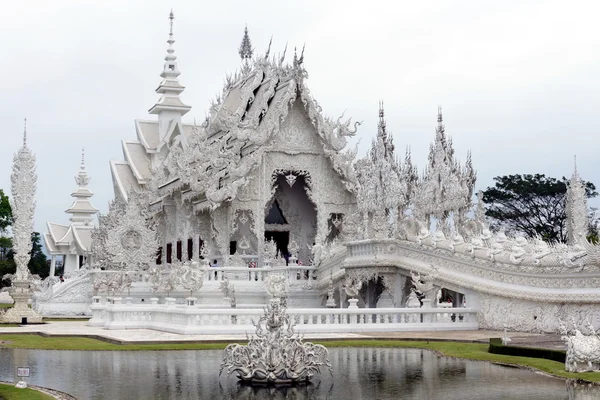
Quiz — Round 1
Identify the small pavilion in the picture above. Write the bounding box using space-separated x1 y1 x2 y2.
44 150 98 276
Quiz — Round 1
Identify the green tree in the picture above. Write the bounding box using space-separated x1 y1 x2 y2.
28 231 48 278
0 189 12 234
482 174 598 243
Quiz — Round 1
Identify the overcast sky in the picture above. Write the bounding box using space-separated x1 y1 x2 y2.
1 0 599 243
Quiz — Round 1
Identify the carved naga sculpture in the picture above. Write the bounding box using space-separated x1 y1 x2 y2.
560 320 600 372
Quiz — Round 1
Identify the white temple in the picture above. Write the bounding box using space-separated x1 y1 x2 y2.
31 13 600 337
44 149 98 276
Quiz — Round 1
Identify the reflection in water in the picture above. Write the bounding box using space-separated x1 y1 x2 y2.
567 380 600 400
0 347 597 400
218 381 332 400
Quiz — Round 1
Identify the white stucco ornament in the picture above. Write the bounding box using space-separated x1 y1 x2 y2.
102 191 158 271
560 320 600 372
1 122 43 323
264 272 289 299
220 297 331 383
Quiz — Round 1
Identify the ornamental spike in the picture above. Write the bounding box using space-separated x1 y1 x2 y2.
265 35 273 59
280 43 288 65
238 25 254 61
22 117 27 147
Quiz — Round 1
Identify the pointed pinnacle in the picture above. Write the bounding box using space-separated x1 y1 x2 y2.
265 36 273 59
299 43 305 64
169 9 174 37
23 117 27 146
280 43 288 64
437 106 443 123
81 147 86 170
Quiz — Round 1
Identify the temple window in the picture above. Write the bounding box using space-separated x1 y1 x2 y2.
198 237 204 259
156 246 163 265
176 240 182 261
230 241 237 255
166 243 172 264
187 238 193 260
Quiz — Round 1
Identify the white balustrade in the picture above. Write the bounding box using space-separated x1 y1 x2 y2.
204 266 317 283
96 300 478 334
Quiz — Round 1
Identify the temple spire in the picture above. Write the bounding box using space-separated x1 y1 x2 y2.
566 156 589 245
22 118 27 147
378 101 386 138
436 106 445 143
66 150 98 226
148 10 191 139
239 25 253 61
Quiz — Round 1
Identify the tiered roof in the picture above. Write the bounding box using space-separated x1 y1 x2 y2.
44 149 98 256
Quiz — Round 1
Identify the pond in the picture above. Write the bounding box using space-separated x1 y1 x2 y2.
0 347 592 399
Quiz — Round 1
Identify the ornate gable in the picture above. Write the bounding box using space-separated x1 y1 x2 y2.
270 99 323 154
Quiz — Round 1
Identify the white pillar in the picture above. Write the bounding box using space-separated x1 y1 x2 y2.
49 255 56 277
192 236 198 261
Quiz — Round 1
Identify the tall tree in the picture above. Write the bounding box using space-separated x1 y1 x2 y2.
482 174 598 243
0 189 12 263
0 189 12 234
28 232 48 278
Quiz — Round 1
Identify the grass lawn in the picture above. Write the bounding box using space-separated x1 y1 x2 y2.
0 383 55 400
1 335 599 383
0 304 13 309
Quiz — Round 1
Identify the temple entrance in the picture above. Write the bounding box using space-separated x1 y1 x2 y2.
265 172 317 265
264 231 289 260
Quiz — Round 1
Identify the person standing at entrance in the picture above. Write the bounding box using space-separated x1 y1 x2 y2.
211 259 218 279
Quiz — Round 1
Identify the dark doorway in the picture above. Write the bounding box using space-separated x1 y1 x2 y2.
265 200 288 225
264 231 289 259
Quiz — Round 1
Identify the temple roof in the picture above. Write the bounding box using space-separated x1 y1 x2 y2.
44 221 94 255
111 24 360 207
110 161 140 202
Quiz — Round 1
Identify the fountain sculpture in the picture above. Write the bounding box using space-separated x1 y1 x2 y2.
220 273 331 384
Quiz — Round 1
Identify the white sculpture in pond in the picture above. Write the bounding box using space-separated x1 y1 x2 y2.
220 295 331 383
560 320 600 372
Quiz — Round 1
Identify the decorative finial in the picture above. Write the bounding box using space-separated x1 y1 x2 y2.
279 43 288 65
298 43 305 65
293 46 298 67
81 147 86 170
169 9 174 37
436 105 445 141
378 101 386 137
265 36 273 59
23 117 27 146
238 25 254 61
574 155 578 174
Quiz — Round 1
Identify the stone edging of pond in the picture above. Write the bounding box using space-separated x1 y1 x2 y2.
1 381 77 400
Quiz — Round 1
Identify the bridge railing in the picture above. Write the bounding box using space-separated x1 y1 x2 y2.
204 266 317 282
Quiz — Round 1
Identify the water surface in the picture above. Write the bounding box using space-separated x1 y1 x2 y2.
0 347 586 399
